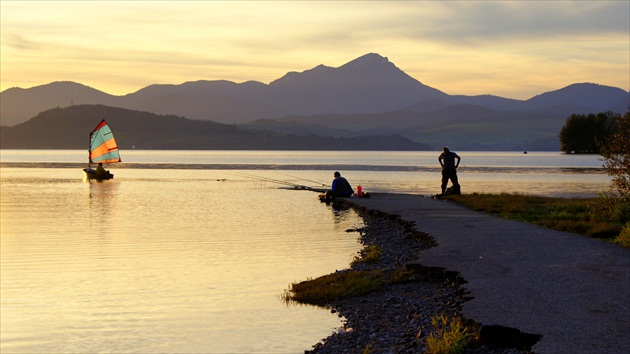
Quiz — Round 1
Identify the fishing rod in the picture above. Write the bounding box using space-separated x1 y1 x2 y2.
281 173 328 188
234 172 317 190
233 172 292 186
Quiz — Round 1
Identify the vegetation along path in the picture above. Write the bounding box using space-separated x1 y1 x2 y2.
347 193 629 354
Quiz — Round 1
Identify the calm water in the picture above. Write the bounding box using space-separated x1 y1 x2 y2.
0 150 610 353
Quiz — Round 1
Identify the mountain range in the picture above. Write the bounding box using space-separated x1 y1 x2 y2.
0 105 431 151
1 53 628 150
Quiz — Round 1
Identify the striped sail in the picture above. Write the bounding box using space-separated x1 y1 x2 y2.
89 120 121 164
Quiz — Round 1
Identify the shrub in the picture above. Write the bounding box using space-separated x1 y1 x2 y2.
600 112 630 196
587 222 622 239
614 223 630 248
613 198 630 224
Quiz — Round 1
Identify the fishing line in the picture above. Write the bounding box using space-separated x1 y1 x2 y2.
234 172 328 192
281 173 328 188
233 172 310 189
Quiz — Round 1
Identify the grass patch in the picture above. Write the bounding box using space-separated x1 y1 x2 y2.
282 268 419 306
351 242 382 266
282 270 386 306
423 314 472 354
444 193 628 245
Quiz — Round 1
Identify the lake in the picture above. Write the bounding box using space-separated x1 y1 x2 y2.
0 150 611 353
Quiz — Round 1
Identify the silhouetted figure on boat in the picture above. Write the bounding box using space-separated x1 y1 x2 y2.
95 163 107 177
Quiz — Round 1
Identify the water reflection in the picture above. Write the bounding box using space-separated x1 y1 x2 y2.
86 181 119 240
329 200 355 221
0 150 613 352
1 169 364 353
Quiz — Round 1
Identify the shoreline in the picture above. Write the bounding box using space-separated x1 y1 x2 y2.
304 193 629 354
305 200 531 353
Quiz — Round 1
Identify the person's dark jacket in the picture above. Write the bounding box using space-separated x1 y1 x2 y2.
332 176 353 197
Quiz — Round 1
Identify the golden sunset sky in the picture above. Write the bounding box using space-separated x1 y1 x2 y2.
1 1 628 100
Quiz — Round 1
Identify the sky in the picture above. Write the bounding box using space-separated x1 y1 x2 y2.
1 1 628 100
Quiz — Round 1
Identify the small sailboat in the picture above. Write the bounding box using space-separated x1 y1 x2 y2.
83 119 121 180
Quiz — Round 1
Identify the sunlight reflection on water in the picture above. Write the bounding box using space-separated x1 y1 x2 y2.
1 168 364 353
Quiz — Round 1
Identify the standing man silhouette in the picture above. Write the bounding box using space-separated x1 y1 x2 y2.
438 146 461 195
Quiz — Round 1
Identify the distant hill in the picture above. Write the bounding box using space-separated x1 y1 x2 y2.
243 98 622 150
242 82 628 151
0 105 431 151
524 83 629 111
1 53 627 150
0 82 119 126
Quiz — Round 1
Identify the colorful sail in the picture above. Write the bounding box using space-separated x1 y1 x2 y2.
89 120 121 164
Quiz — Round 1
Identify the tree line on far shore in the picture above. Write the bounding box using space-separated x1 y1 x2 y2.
560 111 629 196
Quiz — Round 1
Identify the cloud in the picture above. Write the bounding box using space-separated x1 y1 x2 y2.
358 2 628 47
2 33 42 51
1 1 628 98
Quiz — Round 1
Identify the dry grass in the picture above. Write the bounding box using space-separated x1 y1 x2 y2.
282 270 386 306
282 268 420 306
444 193 628 245
423 315 472 354
351 243 382 266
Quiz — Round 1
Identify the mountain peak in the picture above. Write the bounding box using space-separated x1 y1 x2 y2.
340 53 391 70
526 82 629 110
354 52 388 62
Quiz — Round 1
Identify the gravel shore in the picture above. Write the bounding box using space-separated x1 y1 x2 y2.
306 201 531 354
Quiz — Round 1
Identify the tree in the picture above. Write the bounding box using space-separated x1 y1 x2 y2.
600 112 630 196
559 112 615 154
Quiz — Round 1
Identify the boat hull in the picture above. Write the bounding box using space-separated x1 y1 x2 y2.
83 168 114 181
